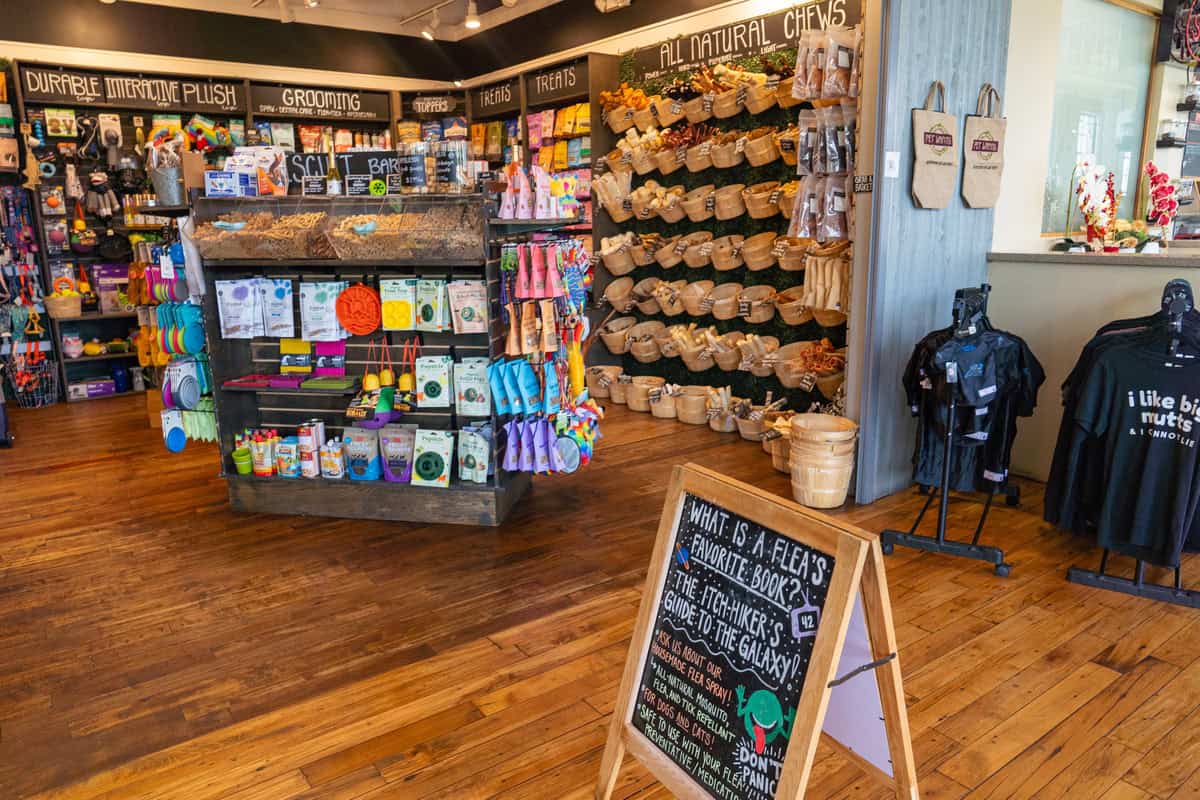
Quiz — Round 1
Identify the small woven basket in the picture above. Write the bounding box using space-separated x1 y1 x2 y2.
744 83 778 114
742 232 778 271
743 181 782 219
739 285 777 324
711 235 745 272
598 316 637 354
682 281 716 316
680 185 716 223
682 232 716 269
628 375 667 412
713 184 747 221
676 386 711 424
709 283 743 321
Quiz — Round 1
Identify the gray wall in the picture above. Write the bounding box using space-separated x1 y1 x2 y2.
856 0 1014 503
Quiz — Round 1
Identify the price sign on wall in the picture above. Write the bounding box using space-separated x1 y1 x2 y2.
596 465 918 800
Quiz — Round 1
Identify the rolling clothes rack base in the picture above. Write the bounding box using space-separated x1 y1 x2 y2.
881 285 1016 577
1065 279 1200 608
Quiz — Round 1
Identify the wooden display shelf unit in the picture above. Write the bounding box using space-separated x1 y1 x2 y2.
196 194 554 527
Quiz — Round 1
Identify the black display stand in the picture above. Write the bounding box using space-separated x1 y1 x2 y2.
1066 278 1200 608
881 285 1016 577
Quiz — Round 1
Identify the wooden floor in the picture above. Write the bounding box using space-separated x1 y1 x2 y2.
3 396 1200 799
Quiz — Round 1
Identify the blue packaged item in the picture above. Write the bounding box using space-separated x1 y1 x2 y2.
421 120 444 141
343 428 382 481
502 360 525 416
516 359 542 415
275 436 302 478
543 359 561 415
488 361 512 416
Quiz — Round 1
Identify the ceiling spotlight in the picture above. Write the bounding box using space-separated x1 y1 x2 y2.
500 0 518 7
454 80 463 87
464 0 481 29
98 0 117 4
421 7 440 40
303 0 319 6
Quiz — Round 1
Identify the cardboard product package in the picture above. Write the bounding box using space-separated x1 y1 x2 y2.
412 429 455 488
911 81 959 210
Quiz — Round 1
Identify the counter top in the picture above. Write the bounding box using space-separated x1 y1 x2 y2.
988 251 1200 268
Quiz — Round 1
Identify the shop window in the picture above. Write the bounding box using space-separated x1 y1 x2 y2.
1041 0 1157 233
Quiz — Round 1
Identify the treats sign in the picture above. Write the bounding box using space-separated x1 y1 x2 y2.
526 59 589 107
470 79 520 117
629 0 862 81
597 465 918 800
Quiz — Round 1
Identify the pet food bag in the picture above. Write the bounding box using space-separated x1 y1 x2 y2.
447 280 489 334
379 423 418 483
300 281 349 341
257 278 295 338
458 429 490 484
454 359 491 416
215 279 264 339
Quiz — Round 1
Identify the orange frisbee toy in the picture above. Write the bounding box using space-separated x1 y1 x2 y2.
336 283 382 336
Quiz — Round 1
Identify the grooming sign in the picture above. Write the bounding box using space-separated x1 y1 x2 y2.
251 83 390 121
630 0 862 81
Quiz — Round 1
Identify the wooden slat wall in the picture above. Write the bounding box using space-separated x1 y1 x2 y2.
856 0 1013 503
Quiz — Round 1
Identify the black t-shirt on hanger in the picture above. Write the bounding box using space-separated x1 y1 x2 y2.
1075 342 1200 566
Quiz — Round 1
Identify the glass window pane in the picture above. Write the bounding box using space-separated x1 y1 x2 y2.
1041 0 1156 233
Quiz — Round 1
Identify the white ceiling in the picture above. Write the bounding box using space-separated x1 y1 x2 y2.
118 0 561 41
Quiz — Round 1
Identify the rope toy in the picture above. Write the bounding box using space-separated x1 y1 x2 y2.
335 283 381 336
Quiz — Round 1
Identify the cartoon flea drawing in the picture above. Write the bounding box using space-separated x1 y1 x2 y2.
735 685 795 754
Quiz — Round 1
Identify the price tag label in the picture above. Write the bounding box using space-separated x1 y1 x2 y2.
700 141 713 157
768 189 782 205
673 239 689 255
158 252 173 282
799 373 818 392
704 194 716 212
621 151 633 165
670 101 683 115
699 297 715 313
854 175 874 194
698 242 714 257
702 93 715 113
618 374 633 384
735 137 748 154
622 198 634 212
779 137 796 153
650 103 661 121
675 146 687 165
625 109 635 121
762 428 784 441
345 174 372 196
386 173 405 195
766 75 781 91
772 239 789 258
738 299 752 317
736 85 748 106
301 175 328 196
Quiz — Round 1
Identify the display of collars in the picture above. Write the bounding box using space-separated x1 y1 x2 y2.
1 186 57 408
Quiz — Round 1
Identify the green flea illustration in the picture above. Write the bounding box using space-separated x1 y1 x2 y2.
736 685 795 755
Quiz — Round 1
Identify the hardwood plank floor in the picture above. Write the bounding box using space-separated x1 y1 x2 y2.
2 396 1200 799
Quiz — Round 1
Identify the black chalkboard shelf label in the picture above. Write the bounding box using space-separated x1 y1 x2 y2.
597 464 918 800
301 176 327 196
385 174 404 195
345 175 372 196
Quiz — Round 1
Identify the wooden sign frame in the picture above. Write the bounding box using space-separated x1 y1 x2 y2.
596 464 917 799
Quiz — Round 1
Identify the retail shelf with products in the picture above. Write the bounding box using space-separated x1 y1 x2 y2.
67 388 140 404
63 352 139 363
194 194 561 526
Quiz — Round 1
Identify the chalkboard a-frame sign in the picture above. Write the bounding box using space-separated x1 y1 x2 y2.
597 465 918 799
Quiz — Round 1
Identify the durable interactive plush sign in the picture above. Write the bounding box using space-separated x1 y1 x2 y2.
597 465 917 800
20 66 244 113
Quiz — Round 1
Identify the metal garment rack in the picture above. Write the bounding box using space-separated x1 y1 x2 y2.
881 285 1017 577
1066 278 1200 608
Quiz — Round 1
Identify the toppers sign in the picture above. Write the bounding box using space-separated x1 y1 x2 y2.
630 0 861 81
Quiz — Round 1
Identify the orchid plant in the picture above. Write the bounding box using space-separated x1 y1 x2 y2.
1075 162 1117 242
1145 161 1180 229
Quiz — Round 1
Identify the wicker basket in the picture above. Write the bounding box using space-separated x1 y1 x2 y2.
44 294 83 319
709 283 743 321
676 386 711 425
656 147 685 176
631 194 657 221
629 243 656 267
650 387 679 419
686 141 714 173
744 134 780 167
605 148 633 175
776 286 815 325
736 409 791 442
656 324 687 357
682 281 716 316
744 83 778 114
743 181 783 219
684 95 714 124
771 433 793 473
609 375 633 404
682 349 716 372
777 83 802 108
657 280 688 317
628 375 667 412
632 277 663 315
713 331 747 371
813 309 849 328
680 185 716 223
604 277 636 312
739 286 777 324
711 235 745 272
585 365 623 399
776 237 812 272
710 408 741 433
778 183 800 218
739 335 780 377
773 341 819 388
603 201 634 224
607 106 636 134
602 246 636 276
712 89 743 118
742 232 778 271
776 129 800 166
710 140 746 169
653 97 686 127
598 316 637 354
655 236 685 269
631 106 656 132
627 321 667 364
682 232 716 269
816 370 847 399
791 414 860 442
713 184 747 221
631 148 657 176
658 196 687 224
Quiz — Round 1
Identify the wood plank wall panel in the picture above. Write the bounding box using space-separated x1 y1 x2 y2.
856 0 1013 503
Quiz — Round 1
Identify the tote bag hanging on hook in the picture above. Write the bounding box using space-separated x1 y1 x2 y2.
962 83 1007 209
911 80 959 209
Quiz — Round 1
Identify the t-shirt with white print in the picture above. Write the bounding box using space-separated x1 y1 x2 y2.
1075 342 1200 566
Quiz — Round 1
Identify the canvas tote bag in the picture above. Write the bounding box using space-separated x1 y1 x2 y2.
962 83 1007 208
911 81 959 209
